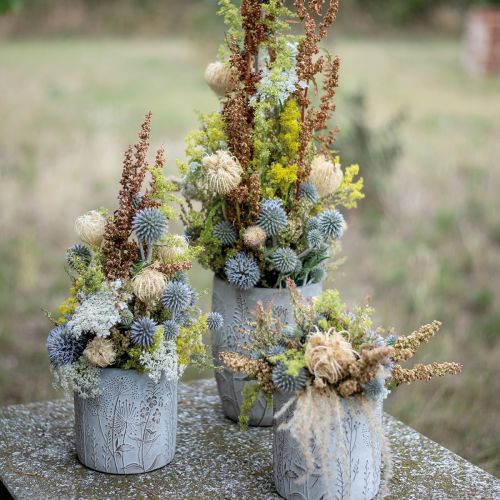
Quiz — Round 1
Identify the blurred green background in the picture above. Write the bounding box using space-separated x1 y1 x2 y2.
0 0 499 477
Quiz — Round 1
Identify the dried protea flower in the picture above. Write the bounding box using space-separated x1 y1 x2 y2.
84 337 116 368
204 61 234 97
243 225 267 249
132 267 166 303
75 210 107 247
308 155 343 198
202 150 243 195
305 328 356 387
158 235 188 262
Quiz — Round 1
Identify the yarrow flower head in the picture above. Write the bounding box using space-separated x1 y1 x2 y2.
214 221 237 246
225 252 261 290
207 312 224 330
203 150 243 195
161 281 193 314
130 317 157 347
132 208 168 244
163 319 180 341
257 199 288 237
65 243 92 270
271 247 300 275
47 324 86 367
306 229 324 249
318 210 345 239
299 181 319 203
272 363 308 394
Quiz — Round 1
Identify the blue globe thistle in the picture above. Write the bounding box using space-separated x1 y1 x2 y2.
133 192 143 208
256 199 288 237
132 208 168 244
120 309 134 327
207 312 224 331
161 281 193 314
272 363 308 394
130 317 157 347
47 325 86 366
225 252 261 290
65 244 92 269
172 272 189 284
385 334 398 346
267 344 285 358
175 311 191 327
306 217 320 232
214 221 237 246
306 229 324 249
271 248 299 275
163 319 180 341
281 325 303 341
318 210 344 239
309 266 326 284
299 182 319 203
362 378 385 400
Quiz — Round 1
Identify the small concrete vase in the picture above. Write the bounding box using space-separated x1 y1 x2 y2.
273 391 383 499
211 277 322 427
74 368 177 474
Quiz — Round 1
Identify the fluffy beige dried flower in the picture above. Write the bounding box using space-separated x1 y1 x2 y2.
203 150 243 195
243 225 267 249
158 235 188 262
308 155 343 198
75 210 107 247
305 328 356 387
204 61 235 96
84 337 116 368
132 267 166 303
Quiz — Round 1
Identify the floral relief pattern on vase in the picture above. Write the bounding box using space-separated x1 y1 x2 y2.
211 277 322 427
74 368 177 474
273 391 382 500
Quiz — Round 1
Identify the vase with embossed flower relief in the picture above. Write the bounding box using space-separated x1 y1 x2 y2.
74 368 177 474
211 277 322 427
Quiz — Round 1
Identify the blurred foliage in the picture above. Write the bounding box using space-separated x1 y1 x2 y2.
0 0 22 15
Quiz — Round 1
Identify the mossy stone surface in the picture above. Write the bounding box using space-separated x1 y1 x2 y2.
0 379 499 499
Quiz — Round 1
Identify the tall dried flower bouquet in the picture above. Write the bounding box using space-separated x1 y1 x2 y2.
45 114 216 474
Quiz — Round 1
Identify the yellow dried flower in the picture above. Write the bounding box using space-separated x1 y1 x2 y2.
305 328 356 387
132 267 166 303
75 210 107 247
243 225 267 249
308 155 343 198
202 150 243 195
204 61 235 97
84 337 116 368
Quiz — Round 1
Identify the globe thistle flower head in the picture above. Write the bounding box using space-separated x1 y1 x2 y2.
130 317 157 347
267 344 285 358
271 247 299 275
306 216 320 232
309 266 326 284
281 325 303 341
132 208 168 244
306 229 324 249
362 377 384 400
385 334 398 346
120 308 134 327
257 199 288 237
225 252 261 290
214 221 237 246
172 272 189 284
299 181 319 203
243 225 267 249
74 210 106 247
203 150 243 195
272 363 308 394
47 324 86 367
163 319 180 341
318 210 345 239
65 243 92 270
161 281 193 314
308 155 343 198
207 312 224 331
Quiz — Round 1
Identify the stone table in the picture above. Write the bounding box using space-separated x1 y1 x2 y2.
0 378 499 499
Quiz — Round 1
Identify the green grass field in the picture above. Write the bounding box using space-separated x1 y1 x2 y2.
0 36 499 476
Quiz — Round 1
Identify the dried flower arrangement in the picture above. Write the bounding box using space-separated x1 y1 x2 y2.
221 278 462 495
180 0 364 289
46 114 215 397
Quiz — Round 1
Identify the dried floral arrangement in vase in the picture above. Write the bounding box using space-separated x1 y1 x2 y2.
221 279 462 499
180 0 363 426
45 114 215 474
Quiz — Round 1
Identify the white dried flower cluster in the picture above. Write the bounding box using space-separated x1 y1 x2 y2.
74 210 107 247
51 358 101 398
67 288 121 338
139 340 179 383
203 150 243 195
308 155 343 198
204 61 234 97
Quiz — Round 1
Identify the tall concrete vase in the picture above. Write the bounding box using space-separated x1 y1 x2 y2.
211 277 322 427
74 368 177 474
273 390 383 499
